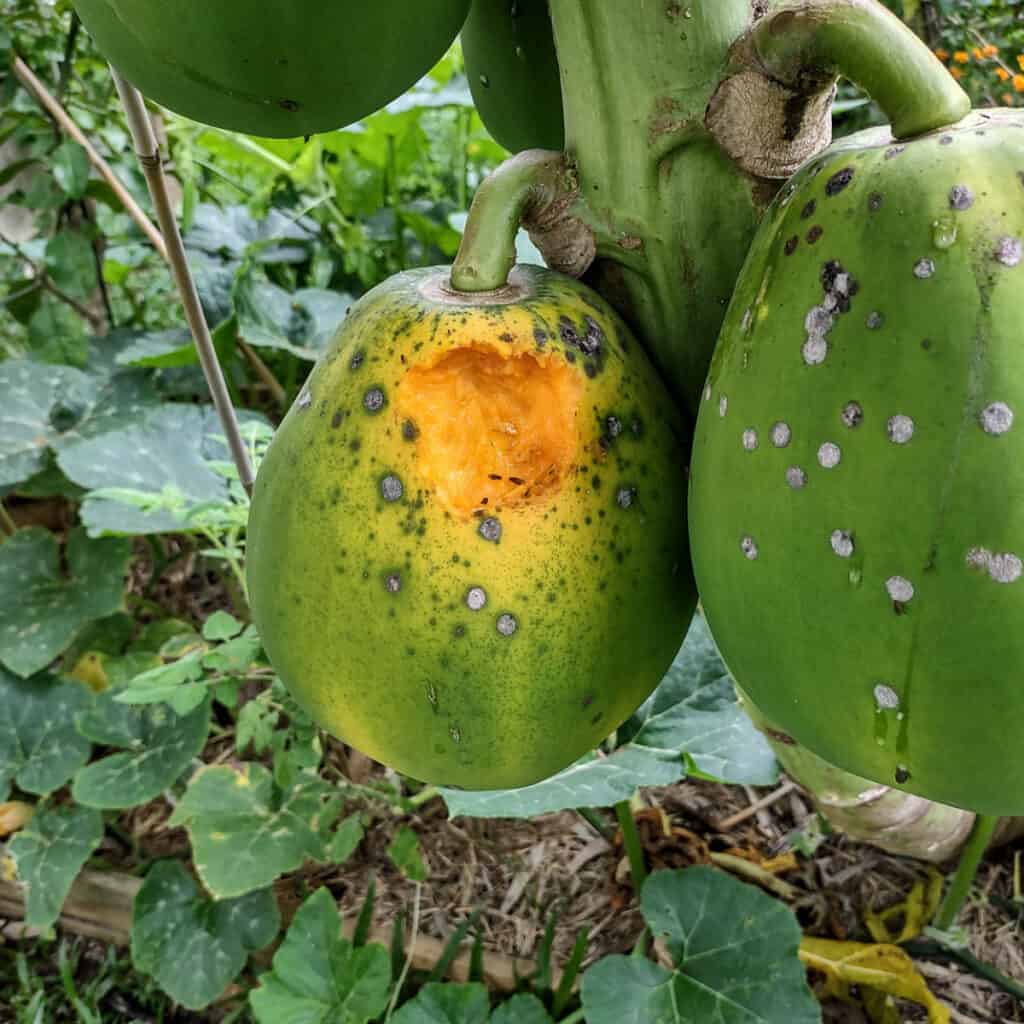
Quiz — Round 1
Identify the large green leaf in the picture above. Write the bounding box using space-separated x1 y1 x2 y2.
440 615 777 818
0 668 93 801
58 404 267 536
7 803 103 930
0 358 157 489
167 762 342 898
581 868 821 1024
185 203 315 264
0 527 131 677
72 694 212 809
390 983 490 1024
490 995 554 1024
132 859 279 1010
249 887 391 1024
51 141 91 199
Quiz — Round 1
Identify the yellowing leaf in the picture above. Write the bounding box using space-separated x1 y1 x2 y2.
801 937 950 1024
69 652 109 693
865 868 944 944
0 801 34 837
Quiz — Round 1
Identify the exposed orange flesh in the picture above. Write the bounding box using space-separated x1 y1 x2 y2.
397 345 582 517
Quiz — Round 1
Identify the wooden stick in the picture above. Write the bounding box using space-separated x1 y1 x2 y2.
12 55 167 260
714 780 797 832
110 69 255 494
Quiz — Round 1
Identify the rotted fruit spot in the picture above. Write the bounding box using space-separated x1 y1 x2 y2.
396 345 582 517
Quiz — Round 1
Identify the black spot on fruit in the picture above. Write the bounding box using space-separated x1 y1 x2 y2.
895 766 911 784
868 192 884 212
331 410 344 428
402 419 419 442
363 387 386 413
825 167 854 196
806 225 824 244
784 235 799 256
801 199 817 219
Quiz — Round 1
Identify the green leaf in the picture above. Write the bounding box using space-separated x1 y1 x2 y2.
0 668 93 800
8 804 103 930
185 203 315 263
249 887 391 1024
390 983 490 1024
490 994 555 1024
0 527 131 677
386 825 427 882
132 860 279 1010
58 403 267 536
113 328 196 368
441 615 777 818
72 694 212 809
167 763 342 898
234 268 351 360
51 141 91 199
44 232 94 296
112 648 206 706
202 610 244 642
581 868 821 1024
0 358 158 489
328 814 365 864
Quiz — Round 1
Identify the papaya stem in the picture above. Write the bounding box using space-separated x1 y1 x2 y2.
450 149 569 292
934 813 999 931
752 0 970 139
614 800 647 892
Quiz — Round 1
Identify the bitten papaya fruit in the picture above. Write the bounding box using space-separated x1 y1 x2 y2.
689 109 1024 814
72 0 470 137
461 0 564 153
247 265 694 789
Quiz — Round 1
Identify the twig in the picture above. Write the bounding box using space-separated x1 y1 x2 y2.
238 339 286 407
12 56 167 259
708 852 800 901
111 69 255 494
714 780 796 832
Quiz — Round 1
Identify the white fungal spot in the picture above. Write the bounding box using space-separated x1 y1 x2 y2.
771 421 792 447
740 535 759 560
703 381 712 402
830 530 854 558
874 684 900 710
802 337 828 366
805 306 834 335
817 442 841 468
989 552 1023 584
380 474 404 502
887 415 915 444
741 308 753 331
496 613 518 636
719 395 728 417
742 429 759 451
297 389 312 410
786 466 807 490
995 236 1023 267
886 576 915 603
841 401 863 428
384 573 402 593
949 184 975 210
865 311 885 330
466 586 487 611
913 258 936 279
965 547 992 571
979 401 1014 435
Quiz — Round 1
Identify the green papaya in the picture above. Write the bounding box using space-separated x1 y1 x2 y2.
247 264 695 789
461 0 564 153
71 0 470 137
689 109 1024 815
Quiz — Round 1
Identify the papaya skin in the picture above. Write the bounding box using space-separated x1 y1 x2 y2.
72 0 470 137
247 265 695 789
461 0 564 153
689 109 1024 815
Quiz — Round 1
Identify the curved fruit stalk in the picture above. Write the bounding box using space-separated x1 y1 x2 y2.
72 0 471 137
461 0 564 153
690 109 1024 814
247 264 696 789
541 0 968 413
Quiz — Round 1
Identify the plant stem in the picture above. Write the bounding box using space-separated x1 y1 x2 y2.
753 0 970 139
614 799 647 892
450 149 566 292
111 70 255 495
559 1010 586 1024
406 785 439 809
934 813 999 931
0 500 17 537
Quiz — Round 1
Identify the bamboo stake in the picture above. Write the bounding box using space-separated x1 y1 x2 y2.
110 68 254 494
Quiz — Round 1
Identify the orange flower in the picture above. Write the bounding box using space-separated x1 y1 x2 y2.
997 67 1011 82
949 66 964 80
954 51 970 64
983 44 999 58
1018 54 1024 70
1004 93 1015 107
934 47 950 60
973 47 985 61
1014 73 1024 92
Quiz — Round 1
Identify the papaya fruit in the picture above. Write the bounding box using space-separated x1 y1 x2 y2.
689 109 1024 814
71 0 470 137
461 0 564 153
247 265 695 789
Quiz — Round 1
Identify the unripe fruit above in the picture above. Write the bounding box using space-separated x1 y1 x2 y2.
248 265 695 789
72 0 470 137
690 109 1024 815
